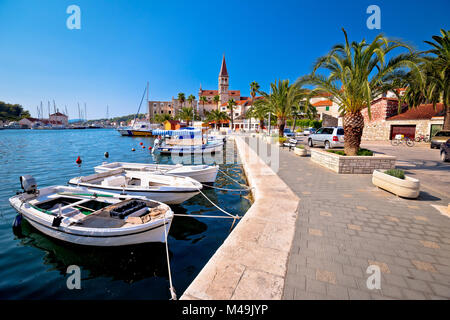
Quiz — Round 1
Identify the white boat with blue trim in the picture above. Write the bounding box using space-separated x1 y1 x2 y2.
94 162 219 184
153 129 224 155
68 168 202 205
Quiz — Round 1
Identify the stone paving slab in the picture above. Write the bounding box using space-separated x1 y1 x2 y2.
277 145 450 300
180 137 299 300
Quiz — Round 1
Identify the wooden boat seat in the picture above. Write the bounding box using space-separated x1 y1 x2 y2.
101 175 127 187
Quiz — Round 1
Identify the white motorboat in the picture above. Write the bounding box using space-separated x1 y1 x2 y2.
94 162 219 184
9 176 174 246
152 129 224 155
68 168 202 205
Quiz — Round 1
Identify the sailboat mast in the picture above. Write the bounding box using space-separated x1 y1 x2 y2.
147 81 149 121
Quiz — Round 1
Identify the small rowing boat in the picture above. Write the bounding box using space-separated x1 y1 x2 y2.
94 162 219 183
68 168 202 204
9 176 174 246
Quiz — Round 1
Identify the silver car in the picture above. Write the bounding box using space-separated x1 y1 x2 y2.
308 127 345 149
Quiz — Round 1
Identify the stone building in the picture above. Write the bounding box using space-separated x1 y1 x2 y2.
148 98 197 119
361 97 444 140
49 112 68 126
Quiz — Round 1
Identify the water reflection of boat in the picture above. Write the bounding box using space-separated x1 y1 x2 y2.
15 218 170 284
168 206 208 241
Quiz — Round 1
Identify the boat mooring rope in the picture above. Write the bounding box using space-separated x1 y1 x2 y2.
218 168 248 188
163 214 177 300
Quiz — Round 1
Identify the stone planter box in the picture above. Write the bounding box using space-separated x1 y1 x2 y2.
372 170 420 198
294 147 307 156
310 149 396 174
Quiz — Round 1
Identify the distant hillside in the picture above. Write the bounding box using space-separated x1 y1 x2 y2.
109 114 147 123
0 101 30 121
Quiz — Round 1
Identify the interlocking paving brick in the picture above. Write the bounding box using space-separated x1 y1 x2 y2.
308 228 323 237
316 269 337 285
419 240 441 249
320 211 332 217
411 260 437 273
274 144 450 300
368 260 391 274
385 216 400 222
347 224 362 231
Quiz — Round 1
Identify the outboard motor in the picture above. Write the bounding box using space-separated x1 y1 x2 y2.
20 175 37 194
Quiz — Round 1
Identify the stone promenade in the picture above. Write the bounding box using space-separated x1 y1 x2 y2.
277 145 450 300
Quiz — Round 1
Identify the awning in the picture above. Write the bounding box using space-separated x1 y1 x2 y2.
152 129 202 137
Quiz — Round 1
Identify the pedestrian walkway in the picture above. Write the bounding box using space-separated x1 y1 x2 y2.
276 146 450 300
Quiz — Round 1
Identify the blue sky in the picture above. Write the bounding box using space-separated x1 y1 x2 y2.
0 0 448 119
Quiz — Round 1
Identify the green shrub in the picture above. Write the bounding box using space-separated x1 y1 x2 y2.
326 148 374 156
296 144 305 149
278 137 287 144
385 169 405 180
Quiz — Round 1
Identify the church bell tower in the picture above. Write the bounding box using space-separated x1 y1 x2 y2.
218 55 229 108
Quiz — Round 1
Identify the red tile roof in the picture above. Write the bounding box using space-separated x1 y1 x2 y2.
221 98 251 107
199 90 219 97
387 103 444 121
50 112 67 117
312 99 333 107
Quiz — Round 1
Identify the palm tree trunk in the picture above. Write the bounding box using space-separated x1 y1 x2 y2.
343 111 365 156
292 116 297 132
278 118 285 137
443 104 450 131
231 108 234 130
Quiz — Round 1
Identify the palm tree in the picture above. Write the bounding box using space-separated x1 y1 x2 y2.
187 94 196 121
401 29 449 130
213 95 220 110
199 96 208 119
249 81 260 131
258 79 307 137
297 29 419 155
227 98 237 130
206 109 229 129
177 92 185 114
250 99 270 131
176 107 193 126
154 113 173 124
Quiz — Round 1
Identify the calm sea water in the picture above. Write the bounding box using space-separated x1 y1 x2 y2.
0 129 251 299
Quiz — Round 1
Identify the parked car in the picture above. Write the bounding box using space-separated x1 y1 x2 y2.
440 139 450 162
431 130 450 149
283 128 295 138
302 127 316 136
308 127 345 149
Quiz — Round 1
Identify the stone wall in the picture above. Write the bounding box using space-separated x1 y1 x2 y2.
311 149 396 174
322 113 339 127
361 98 400 141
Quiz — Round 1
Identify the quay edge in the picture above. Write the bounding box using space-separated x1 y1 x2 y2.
181 136 300 300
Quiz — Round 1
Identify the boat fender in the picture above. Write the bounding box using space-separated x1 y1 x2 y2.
13 214 22 228
52 216 63 227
